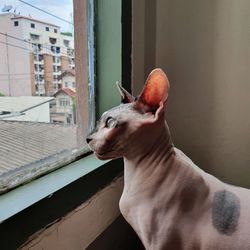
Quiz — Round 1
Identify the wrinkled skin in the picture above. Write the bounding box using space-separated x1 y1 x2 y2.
87 69 250 250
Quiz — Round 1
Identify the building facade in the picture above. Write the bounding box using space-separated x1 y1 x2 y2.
0 96 53 122
61 69 76 91
51 88 76 124
0 13 75 97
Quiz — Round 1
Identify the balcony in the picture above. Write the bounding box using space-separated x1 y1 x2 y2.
32 43 42 53
67 48 74 57
49 37 57 45
51 46 61 54
30 33 40 42
53 56 61 65
34 54 44 63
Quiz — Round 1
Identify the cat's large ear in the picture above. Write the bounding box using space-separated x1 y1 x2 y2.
116 82 135 103
137 68 170 110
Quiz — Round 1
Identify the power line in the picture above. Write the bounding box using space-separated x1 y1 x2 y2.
0 76 34 80
0 40 31 52
0 32 73 57
0 31 31 46
19 0 73 25
0 70 71 76
0 72 35 76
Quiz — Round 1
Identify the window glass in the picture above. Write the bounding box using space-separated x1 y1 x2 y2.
0 0 94 193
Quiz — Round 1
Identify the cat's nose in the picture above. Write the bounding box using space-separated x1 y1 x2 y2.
86 137 93 144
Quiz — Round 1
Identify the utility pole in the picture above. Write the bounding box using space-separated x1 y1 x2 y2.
5 33 11 96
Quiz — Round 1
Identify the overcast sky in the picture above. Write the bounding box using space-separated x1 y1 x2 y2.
0 0 73 32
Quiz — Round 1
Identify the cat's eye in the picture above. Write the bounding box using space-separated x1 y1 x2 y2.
105 117 116 128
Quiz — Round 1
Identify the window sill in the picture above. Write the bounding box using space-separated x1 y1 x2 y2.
0 154 110 223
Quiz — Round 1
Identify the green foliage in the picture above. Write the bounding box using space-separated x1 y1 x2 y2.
61 32 73 37
0 92 5 96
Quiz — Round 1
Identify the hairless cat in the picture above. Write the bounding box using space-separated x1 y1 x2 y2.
87 68 250 250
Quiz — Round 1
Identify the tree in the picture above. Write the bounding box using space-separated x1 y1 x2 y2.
61 32 73 37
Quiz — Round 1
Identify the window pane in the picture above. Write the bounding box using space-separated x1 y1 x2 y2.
0 0 93 192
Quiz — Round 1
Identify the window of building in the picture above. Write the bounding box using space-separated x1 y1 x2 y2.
14 21 19 26
59 98 70 107
51 46 56 53
45 26 49 31
63 39 70 47
54 29 58 33
30 33 39 41
65 82 68 87
38 54 43 61
31 23 35 28
49 37 57 44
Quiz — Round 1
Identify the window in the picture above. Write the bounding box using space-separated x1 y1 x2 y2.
45 26 49 31
63 39 70 47
0 0 122 198
65 82 68 87
59 98 70 107
14 21 19 26
54 29 58 33
30 33 39 41
49 37 57 44
50 46 55 53
0 0 127 232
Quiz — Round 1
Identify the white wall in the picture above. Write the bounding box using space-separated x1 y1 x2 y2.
5 102 51 123
55 92 74 114
20 178 124 250
132 0 250 187
0 13 32 96
62 75 75 90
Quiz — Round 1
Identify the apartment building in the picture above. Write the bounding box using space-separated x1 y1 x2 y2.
0 12 75 97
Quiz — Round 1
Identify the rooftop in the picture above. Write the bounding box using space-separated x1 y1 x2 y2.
0 13 60 28
0 96 54 113
0 121 77 193
61 69 76 77
11 14 60 28
54 88 76 97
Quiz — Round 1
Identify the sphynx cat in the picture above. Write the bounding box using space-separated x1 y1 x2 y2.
87 68 250 250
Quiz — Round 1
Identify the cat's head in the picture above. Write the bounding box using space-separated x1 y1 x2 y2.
86 68 170 160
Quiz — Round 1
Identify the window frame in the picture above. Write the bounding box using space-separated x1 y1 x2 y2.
0 0 127 222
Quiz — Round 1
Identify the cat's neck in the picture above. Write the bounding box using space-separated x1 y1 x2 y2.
122 120 209 203
122 121 175 195
124 121 173 170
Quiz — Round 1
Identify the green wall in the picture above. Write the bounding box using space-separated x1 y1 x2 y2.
96 0 122 118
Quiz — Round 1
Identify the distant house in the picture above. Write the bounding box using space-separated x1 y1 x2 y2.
52 88 76 124
0 96 53 123
61 69 76 91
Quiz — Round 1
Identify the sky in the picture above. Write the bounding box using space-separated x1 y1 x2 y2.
0 0 73 32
